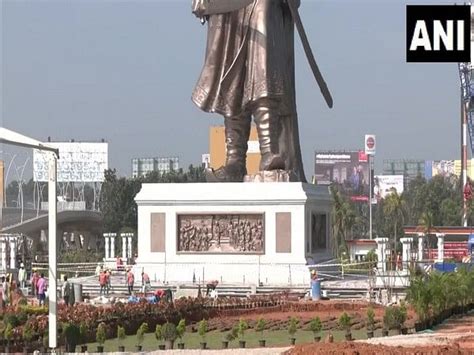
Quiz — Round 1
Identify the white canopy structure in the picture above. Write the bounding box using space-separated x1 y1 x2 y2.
0 127 59 349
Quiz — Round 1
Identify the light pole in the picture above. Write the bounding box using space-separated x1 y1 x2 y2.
368 154 373 240
365 135 376 239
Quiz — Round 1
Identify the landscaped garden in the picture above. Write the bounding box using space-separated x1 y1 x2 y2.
0 267 472 353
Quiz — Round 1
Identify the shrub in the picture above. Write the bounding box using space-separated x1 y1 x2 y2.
79 323 88 344
383 306 406 330
17 298 28 306
308 317 322 336
225 325 238 342
288 317 299 337
366 249 378 268
176 319 186 341
19 305 48 316
198 320 208 341
338 312 351 332
399 301 407 327
237 319 248 340
155 324 163 343
162 322 178 343
3 314 19 328
96 323 106 345
255 318 266 335
22 322 35 342
117 325 126 346
63 323 80 346
367 307 375 330
4 324 13 343
42 330 48 349
136 322 148 345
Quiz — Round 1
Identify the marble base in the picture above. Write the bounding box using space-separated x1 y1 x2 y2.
134 182 332 285
244 170 297 182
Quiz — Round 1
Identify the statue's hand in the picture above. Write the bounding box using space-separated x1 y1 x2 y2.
192 0 207 18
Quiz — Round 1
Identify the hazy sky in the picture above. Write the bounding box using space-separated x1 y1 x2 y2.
1 0 461 178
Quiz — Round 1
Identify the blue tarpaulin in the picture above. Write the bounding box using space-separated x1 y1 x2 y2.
468 234 474 245
433 263 457 272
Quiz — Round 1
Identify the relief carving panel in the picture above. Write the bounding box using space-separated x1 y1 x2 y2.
177 214 264 253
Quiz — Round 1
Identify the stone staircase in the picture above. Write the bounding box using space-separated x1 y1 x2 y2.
73 277 369 300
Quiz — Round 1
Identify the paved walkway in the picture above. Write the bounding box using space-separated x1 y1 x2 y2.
78 348 291 354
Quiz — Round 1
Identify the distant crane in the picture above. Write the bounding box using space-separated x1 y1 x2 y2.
458 62 472 226
458 7 474 226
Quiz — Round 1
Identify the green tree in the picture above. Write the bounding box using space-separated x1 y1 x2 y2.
100 169 141 232
418 210 435 249
439 198 461 226
383 189 407 250
331 187 357 257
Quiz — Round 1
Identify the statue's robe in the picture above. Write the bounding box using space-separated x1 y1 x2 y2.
192 0 306 181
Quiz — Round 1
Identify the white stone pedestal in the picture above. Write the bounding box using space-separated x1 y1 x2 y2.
135 182 332 285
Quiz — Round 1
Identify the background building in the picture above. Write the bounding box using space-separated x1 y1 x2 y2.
425 160 474 180
201 154 210 169
209 125 260 175
383 159 426 187
131 157 179 178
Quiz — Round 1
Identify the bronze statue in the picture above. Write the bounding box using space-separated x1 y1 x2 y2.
192 0 332 182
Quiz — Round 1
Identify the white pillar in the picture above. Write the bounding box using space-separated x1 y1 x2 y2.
417 233 425 262
127 236 132 259
110 233 115 259
400 237 413 271
9 239 16 269
121 234 127 260
436 233 445 262
0 241 6 271
375 238 389 272
104 235 110 260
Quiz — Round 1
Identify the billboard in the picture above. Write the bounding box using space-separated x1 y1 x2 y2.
314 151 369 201
374 175 404 200
33 142 108 182
432 160 456 177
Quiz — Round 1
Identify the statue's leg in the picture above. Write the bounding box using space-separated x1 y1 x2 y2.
253 99 285 171
205 113 251 182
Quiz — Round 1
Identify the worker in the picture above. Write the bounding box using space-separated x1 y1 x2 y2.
18 263 27 289
126 269 135 295
99 270 107 296
37 274 46 306
1 276 9 308
31 269 39 296
62 275 71 306
141 271 151 296
105 269 111 295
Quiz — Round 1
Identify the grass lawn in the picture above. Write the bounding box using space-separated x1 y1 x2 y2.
85 328 397 352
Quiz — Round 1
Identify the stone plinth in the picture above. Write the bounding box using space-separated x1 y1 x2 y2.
244 170 297 183
134 182 332 285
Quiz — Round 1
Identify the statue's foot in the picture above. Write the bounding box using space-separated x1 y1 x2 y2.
260 154 285 171
205 163 246 182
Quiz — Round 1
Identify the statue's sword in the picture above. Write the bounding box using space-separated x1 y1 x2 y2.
287 0 333 108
